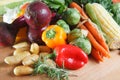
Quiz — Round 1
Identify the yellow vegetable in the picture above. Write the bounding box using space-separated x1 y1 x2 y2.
42 25 67 48
88 3 120 49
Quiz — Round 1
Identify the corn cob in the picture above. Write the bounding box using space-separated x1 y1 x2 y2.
85 3 120 49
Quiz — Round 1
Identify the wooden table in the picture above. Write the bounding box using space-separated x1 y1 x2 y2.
0 47 120 80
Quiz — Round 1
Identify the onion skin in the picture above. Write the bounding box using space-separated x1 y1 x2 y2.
0 16 28 47
24 1 52 44
28 26 47 45
24 1 52 29
0 22 16 46
12 16 28 29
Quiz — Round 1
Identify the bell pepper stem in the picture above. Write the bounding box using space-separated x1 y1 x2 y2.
47 51 56 59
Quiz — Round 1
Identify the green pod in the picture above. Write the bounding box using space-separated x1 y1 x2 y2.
70 37 92 55
56 19 70 33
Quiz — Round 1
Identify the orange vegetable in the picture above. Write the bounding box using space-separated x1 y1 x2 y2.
15 27 28 43
17 2 29 17
91 48 103 62
70 2 109 52
42 25 67 48
70 2 88 19
78 24 110 58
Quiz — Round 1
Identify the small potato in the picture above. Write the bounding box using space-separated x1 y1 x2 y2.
13 47 30 55
30 43 39 54
14 65 33 76
13 42 30 49
4 51 31 65
22 54 39 66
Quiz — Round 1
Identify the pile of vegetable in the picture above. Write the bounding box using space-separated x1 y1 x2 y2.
1 0 120 80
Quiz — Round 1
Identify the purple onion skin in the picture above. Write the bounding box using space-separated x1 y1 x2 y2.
28 26 47 45
0 16 29 47
12 15 28 29
24 1 52 29
0 22 16 46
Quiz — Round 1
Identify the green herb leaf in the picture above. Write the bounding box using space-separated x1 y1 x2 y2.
42 0 72 14
73 0 112 12
33 58 68 80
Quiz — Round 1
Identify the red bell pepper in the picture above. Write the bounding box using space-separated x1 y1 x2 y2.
53 44 88 70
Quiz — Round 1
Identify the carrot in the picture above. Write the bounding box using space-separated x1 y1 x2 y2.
17 3 29 17
20 2 29 10
39 46 52 53
69 2 88 19
70 2 109 52
79 24 110 58
91 48 103 62
85 21 109 52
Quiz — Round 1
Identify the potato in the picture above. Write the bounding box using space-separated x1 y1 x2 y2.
30 43 39 54
13 42 30 49
4 51 31 65
22 54 39 66
14 65 33 76
13 48 30 55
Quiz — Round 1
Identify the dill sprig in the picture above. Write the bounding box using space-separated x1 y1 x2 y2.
33 59 68 80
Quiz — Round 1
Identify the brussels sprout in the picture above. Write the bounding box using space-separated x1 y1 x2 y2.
70 38 91 55
63 8 80 25
56 19 70 33
67 28 87 42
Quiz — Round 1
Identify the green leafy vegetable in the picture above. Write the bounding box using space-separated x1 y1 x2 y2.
111 3 120 25
42 0 72 14
72 0 112 12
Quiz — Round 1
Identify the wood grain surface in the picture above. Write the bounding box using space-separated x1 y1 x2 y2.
0 47 120 80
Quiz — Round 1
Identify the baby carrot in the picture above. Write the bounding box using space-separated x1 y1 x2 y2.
91 48 103 62
78 24 110 58
70 2 109 52
69 2 88 19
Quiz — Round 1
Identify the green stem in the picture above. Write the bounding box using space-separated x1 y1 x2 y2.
46 29 56 39
46 51 56 59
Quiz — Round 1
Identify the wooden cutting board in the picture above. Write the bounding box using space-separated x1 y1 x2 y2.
0 47 120 80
